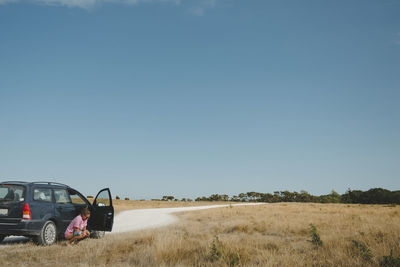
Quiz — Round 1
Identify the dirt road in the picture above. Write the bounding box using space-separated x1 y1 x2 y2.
111 203 263 233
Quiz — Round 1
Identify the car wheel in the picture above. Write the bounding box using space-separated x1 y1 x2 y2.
90 231 105 239
36 221 57 246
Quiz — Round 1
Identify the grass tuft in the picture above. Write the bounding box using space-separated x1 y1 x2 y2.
309 224 323 247
352 240 373 262
380 249 400 267
209 236 224 261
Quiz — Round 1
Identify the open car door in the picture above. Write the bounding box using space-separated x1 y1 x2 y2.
89 188 114 231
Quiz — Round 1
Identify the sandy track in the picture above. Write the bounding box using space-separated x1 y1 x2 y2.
111 203 264 234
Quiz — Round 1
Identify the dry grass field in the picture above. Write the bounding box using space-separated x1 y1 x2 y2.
1 202 399 266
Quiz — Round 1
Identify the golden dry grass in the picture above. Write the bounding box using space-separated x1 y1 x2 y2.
1 203 399 266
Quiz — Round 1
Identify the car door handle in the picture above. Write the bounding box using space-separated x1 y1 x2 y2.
107 212 113 216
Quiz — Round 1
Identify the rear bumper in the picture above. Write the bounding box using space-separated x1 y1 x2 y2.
0 219 44 236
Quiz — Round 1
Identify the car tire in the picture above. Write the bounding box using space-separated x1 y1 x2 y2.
36 221 57 246
90 231 105 239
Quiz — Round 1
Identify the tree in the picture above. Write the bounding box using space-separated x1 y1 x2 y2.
231 195 240 202
299 190 312 202
260 193 273 203
246 192 257 202
221 194 229 201
329 190 341 203
162 196 175 201
281 191 294 202
238 193 247 202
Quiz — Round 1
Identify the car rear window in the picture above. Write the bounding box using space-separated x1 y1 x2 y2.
0 184 26 202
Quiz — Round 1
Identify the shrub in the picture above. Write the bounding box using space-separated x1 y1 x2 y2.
352 240 373 262
125 197 130 200
209 236 224 261
228 252 240 267
86 195 94 199
380 250 400 267
309 224 323 247
162 196 175 201
116 195 120 200
208 236 241 266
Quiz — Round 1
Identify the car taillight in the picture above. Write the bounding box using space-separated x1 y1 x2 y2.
22 203 31 220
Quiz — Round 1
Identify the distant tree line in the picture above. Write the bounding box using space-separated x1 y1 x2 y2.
191 188 400 204
159 196 193 202
341 188 400 204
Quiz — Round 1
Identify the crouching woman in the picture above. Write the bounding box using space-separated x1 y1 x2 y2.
65 207 91 245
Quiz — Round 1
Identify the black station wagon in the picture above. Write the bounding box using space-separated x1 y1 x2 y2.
0 181 114 245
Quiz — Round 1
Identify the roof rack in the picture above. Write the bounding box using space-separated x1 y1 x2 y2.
30 181 70 187
0 181 28 184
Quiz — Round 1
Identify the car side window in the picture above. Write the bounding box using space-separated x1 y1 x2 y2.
33 188 52 202
53 189 71 204
68 189 88 205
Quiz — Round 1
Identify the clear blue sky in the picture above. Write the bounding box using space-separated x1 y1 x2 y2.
0 0 399 199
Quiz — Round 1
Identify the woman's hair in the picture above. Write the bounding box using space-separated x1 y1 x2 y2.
81 207 91 216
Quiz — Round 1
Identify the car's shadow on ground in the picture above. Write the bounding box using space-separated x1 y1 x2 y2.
0 236 88 247
0 236 31 245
